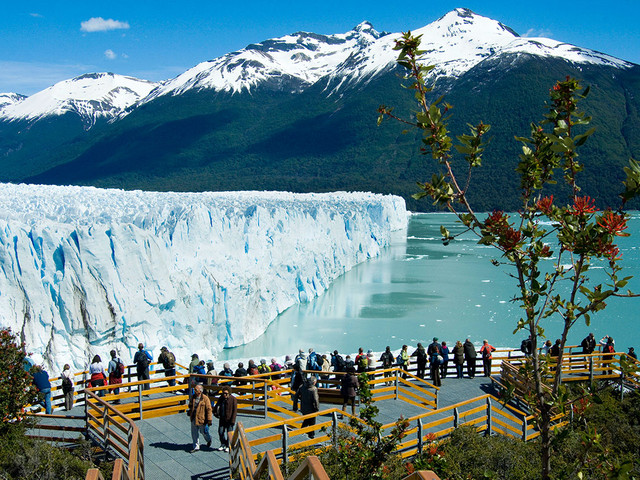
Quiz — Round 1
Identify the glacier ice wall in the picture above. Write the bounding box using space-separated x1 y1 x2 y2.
0 184 407 370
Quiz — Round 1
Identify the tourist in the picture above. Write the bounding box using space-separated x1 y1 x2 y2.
464 339 477 378
89 355 107 397
107 350 124 401
213 385 237 452
331 350 346 373
294 376 320 438
206 360 218 385
291 363 304 411
399 345 410 378
452 341 464 378
355 347 367 373
270 358 284 380
158 346 176 387
320 354 331 387
220 362 234 377
32 365 52 414
307 348 321 371
247 359 259 376
440 341 450 379
344 355 355 370
411 343 428 379
427 338 442 386
61 364 74 411
295 349 307 377
602 336 615 376
479 339 496 377
258 359 271 375
133 343 152 391
550 339 561 357
366 350 375 371
187 383 213 453
541 340 553 355
379 346 394 385
629 347 637 360
581 333 596 355
340 366 359 417
520 335 533 357
233 362 247 386
188 353 200 373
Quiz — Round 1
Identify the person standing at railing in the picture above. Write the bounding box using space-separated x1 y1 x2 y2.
399 345 410 379
581 333 596 355
319 355 331 388
379 346 394 385
89 355 107 397
187 383 213 453
480 340 496 377
452 341 464 379
411 343 428 379
133 343 152 391
32 365 52 414
158 346 176 387
629 347 637 360
427 338 442 387
602 337 615 376
213 385 237 453
107 350 124 403
440 341 450 379
61 364 74 411
464 339 477 379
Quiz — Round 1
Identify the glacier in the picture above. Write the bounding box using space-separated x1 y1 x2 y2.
0 184 407 370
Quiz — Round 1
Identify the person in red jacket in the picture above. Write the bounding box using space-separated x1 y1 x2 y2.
480 339 496 377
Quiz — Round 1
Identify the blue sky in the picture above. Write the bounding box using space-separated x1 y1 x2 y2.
2 1 639 95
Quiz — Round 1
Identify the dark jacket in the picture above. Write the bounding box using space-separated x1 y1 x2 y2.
340 373 359 398
452 345 465 365
412 345 427 363
295 379 319 415
214 393 238 426
427 341 441 362
32 370 51 391
463 341 477 360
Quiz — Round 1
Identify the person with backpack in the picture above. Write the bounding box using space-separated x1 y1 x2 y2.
108 349 125 401
379 346 394 385
411 343 428 379
158 346 176 387
479 339 496 377
355 348 367 373
601 336 616 376
133 343 152 391
61 364 74 411
257 359 271 375
269 358 283 380
247 359 259 376
89 355 107 397
521 335 533 357
220 362 234 377
331 350 346 377
307 348 320 371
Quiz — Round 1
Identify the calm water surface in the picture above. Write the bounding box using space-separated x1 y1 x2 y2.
219 212 640 361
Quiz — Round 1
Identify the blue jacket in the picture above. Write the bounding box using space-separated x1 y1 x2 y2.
33 370 51 391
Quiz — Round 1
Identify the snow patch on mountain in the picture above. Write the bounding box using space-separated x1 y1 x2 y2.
0 73 158 127
0 184 407 370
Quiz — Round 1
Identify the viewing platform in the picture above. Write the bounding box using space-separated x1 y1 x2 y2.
27 347 640 480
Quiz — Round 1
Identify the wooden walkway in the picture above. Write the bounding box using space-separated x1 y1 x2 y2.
137 376 498 480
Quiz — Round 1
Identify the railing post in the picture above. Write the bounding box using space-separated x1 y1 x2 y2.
103 408 110 453
486 397 492 436
589 357 594 384
332 411 338 447
435 388 439 409
522 416 528 441
394 369 399 400
84 395 89 440
252 380 256 410
453 407 459 429
263 381 268 419
417 418 423 454
138 387 143 420
281 424 289 468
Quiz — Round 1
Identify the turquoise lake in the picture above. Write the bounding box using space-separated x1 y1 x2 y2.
219 212 640 361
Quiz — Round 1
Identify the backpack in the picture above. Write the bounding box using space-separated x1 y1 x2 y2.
307 352 319 371
165 352 176 368
381 352 393 368
358 355 368 371
137 351 150 370
249 366 259 375
334 355 345 372
258 364 271 374
62 376 74 392
112 358 125 378
396 354 404 366
271 363 282 372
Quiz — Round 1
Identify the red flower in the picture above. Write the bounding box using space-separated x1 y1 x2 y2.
536 195 554 215
540 245 552 258
568 196 598 216
598 210 629 237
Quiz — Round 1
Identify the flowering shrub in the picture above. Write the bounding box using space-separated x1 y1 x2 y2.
0 328 36 431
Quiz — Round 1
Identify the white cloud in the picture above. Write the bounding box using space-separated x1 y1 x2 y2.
30 13 43 18
522 28 553 39
80 17 130 33
104 49 117 60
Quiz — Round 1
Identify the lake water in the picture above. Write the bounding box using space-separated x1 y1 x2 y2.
219 212 640 361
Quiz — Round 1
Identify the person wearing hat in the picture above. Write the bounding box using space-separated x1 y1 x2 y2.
427 337 442 386
133 343 152 391
188 354 200 374
205 360 218 386
158 346 176 387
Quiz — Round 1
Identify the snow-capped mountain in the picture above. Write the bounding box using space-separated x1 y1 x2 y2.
0 73 158 127
1 9 634 126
